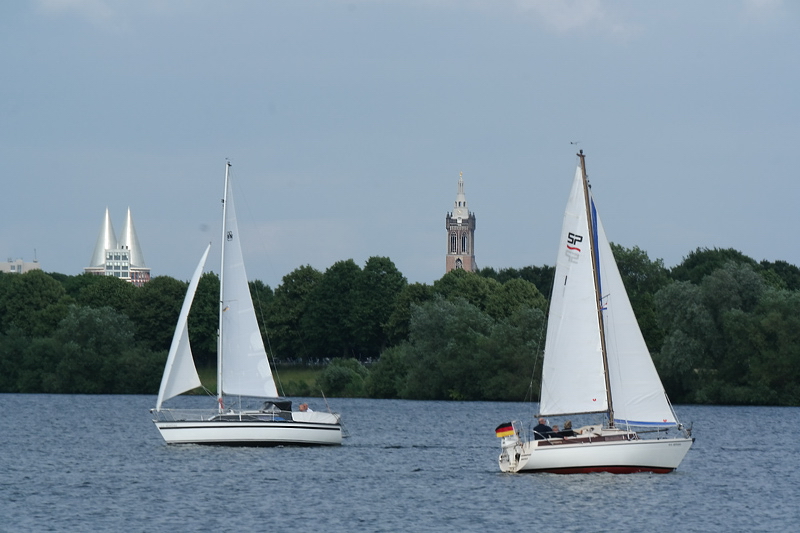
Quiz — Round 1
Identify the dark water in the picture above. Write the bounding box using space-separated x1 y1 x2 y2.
1 395 798 532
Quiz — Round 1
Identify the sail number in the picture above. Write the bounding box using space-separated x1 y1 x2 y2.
566 233 583 263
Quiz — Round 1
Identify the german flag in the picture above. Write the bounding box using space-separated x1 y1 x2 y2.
495 422 515 438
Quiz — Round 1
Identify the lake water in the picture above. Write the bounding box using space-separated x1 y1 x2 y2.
1 395 798 532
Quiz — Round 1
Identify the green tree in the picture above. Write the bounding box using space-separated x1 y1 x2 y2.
481 306 545 401
401 296 494 400
317 358 369 397
432 268 501 312
655 261 768 403
128 275 187 351
0 327 31 391
484 278 546 321
265 265 323 362
397 296 545 401
74 274 136 316
740 290 800 404
51 272 99 299
188 272 220 367
50 305 137 393
383 282 434 345
517 265 556 297
478 265 555 297
0 270 71 337
111 345 165 394
611 243 671 351
701 261 765 368
654 281 714 401
301 260 361 359
351 257 407 358
760 260 800 291
17 336 63 392
365 344 411 398
670 247 757 284
249 278 274 325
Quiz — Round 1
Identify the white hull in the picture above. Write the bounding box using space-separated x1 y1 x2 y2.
153 408 343 446
499 431 693 474
154 420 342 446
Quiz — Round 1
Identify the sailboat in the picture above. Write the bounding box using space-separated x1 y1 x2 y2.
151 162 343 446
497 151 693 473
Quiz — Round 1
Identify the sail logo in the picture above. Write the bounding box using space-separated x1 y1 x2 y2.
226 231 234 241
566 232 583 263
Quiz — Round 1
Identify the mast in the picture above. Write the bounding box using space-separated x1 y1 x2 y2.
217 161 231 410
578 150 615 426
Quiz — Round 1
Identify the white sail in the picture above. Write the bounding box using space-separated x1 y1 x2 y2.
539 162 676 426
155 243 210 410
219 169 279 398
596 219 677 426
539 166 608 416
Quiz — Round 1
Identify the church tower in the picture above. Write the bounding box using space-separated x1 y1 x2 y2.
445 171 477 273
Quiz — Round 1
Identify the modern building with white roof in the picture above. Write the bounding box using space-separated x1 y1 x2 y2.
85 207 150 286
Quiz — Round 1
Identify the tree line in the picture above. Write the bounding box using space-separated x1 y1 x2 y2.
1 246 799 405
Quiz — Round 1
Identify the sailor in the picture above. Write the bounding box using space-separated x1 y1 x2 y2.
533 417 552 440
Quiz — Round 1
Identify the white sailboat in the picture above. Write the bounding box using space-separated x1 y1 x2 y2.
497 151 692 473
152 162 342 446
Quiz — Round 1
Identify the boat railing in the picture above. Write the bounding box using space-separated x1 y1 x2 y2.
151 408 222 422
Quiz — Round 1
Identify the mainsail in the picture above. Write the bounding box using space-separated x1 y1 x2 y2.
218 166 279 399
539 165 608 417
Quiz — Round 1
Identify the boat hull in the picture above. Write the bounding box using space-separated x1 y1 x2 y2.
499 435 693 474
154 420 342 446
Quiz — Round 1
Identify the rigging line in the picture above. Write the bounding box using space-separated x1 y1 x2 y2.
527 264 557 410
254 286 286 398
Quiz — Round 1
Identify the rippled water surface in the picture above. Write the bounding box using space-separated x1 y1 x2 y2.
1 395 798 532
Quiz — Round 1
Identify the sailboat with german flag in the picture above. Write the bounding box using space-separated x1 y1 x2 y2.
496 151 693 474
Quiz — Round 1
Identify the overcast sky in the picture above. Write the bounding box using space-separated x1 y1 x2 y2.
2 0 798 288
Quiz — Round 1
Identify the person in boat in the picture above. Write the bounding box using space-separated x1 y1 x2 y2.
549 425 561 438
533 418 552 440
560 420 575 437
299 403 313 412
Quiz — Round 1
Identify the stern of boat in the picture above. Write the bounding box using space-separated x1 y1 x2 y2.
497 421 530 473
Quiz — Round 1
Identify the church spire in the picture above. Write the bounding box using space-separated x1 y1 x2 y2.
453 171 468 220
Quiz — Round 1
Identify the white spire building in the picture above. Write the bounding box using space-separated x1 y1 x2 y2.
85 207 150 286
